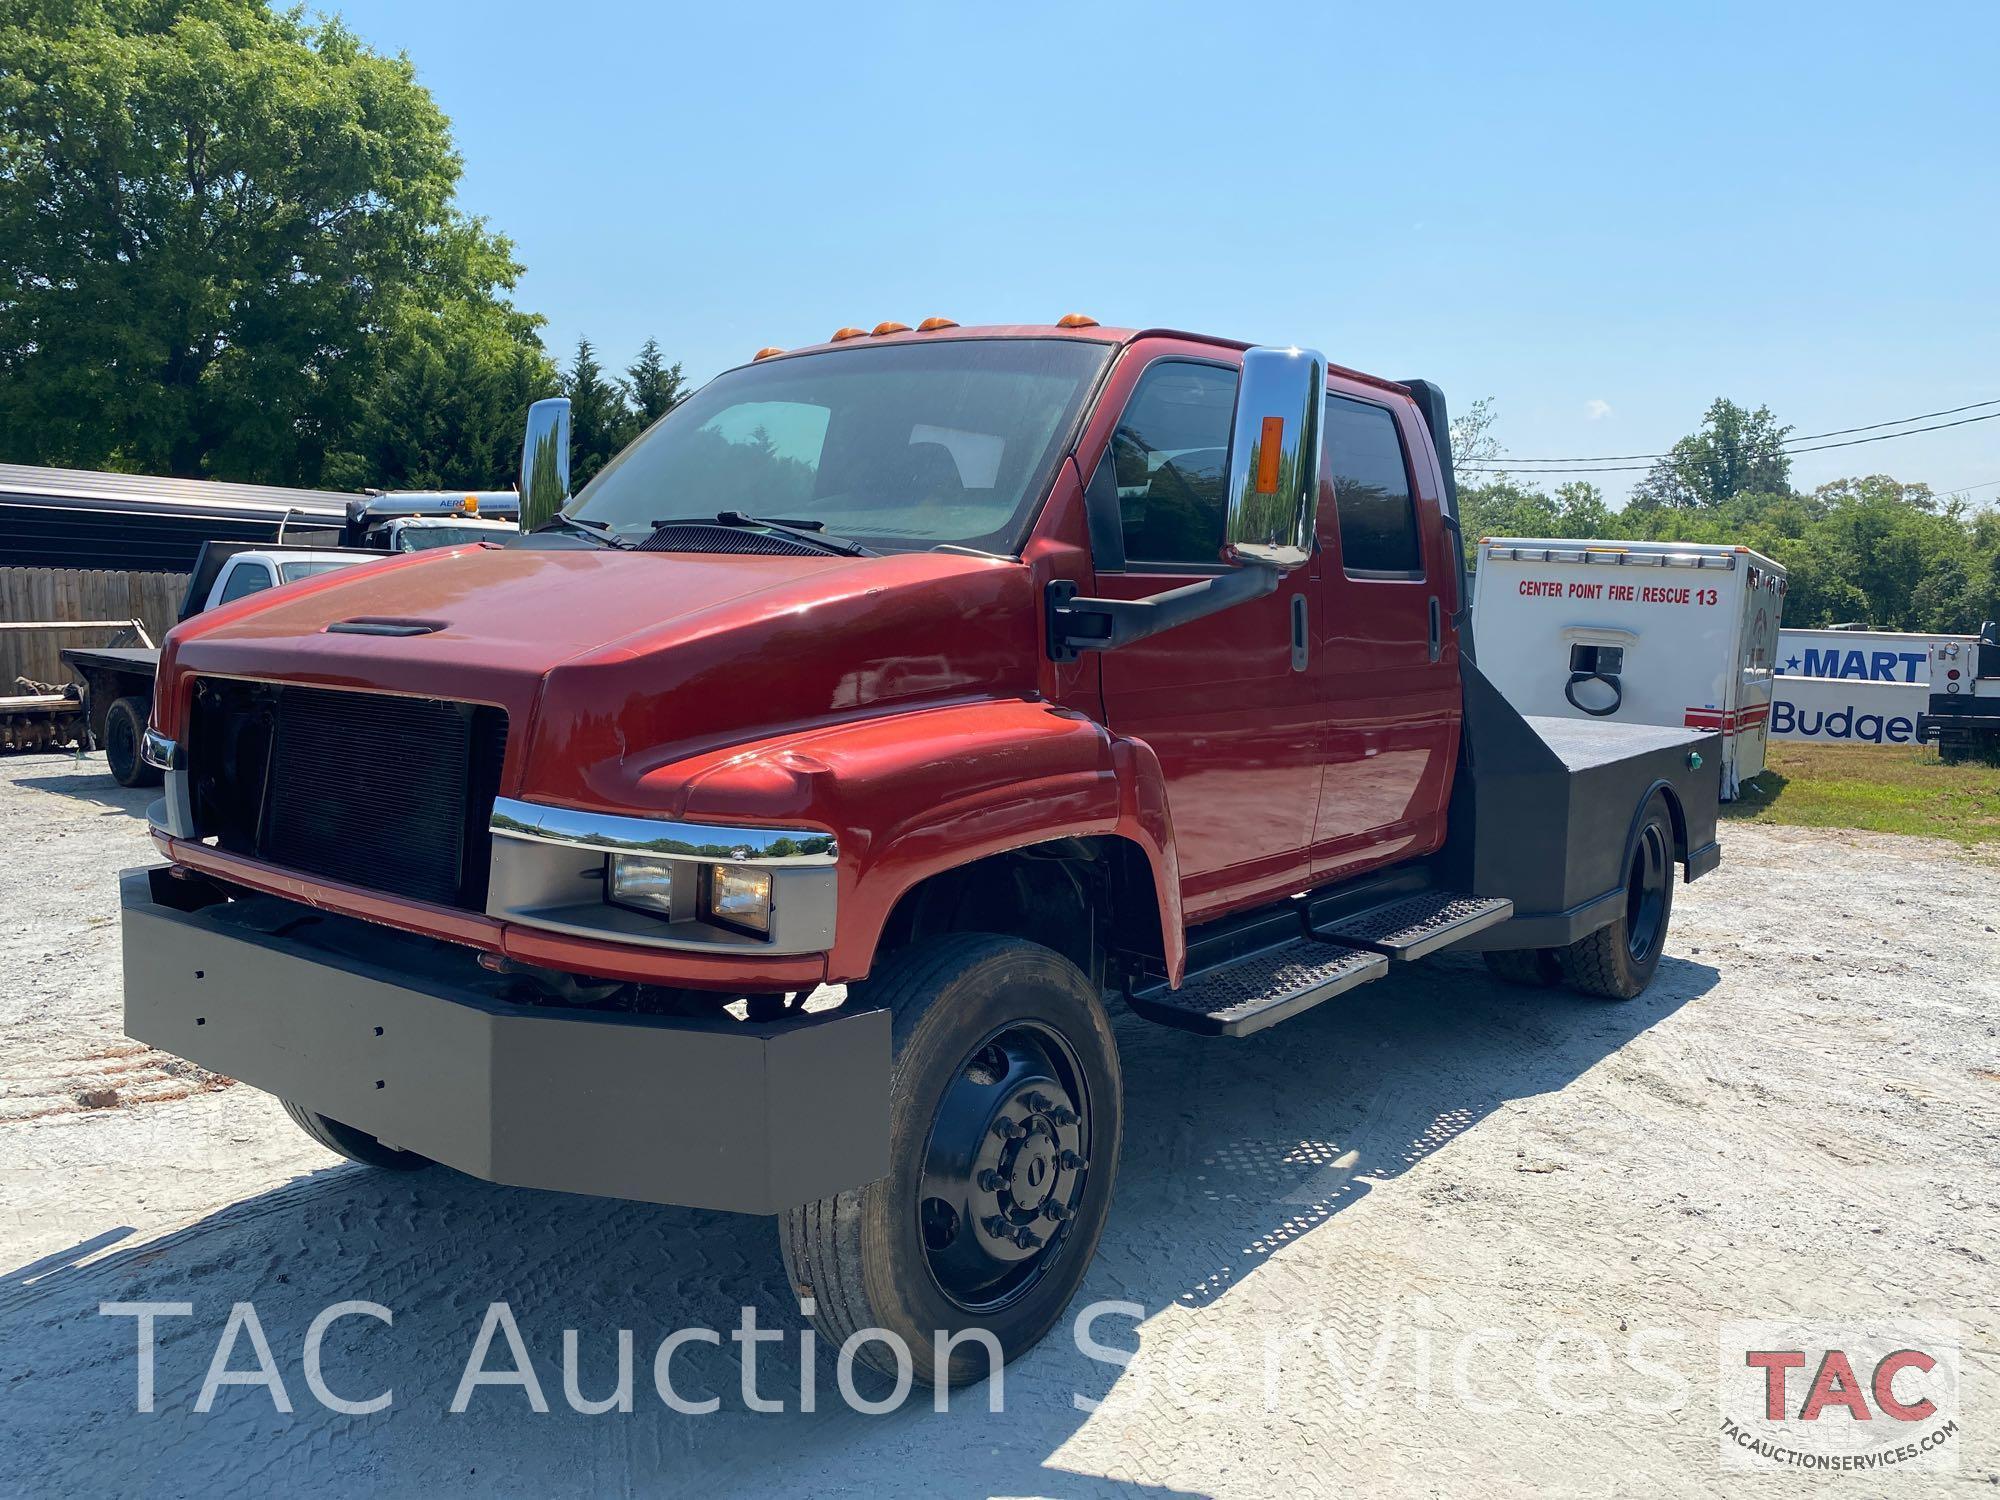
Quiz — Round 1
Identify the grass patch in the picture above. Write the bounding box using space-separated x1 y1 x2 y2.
1725 742 2000 846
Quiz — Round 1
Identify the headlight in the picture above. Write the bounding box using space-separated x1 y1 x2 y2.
703 864 773 936
608 854 679 916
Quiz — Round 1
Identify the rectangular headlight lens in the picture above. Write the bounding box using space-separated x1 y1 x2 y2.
608 854 678 917
704 864 773 936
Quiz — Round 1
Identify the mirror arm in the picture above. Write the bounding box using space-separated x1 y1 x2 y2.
1046 568 1282 662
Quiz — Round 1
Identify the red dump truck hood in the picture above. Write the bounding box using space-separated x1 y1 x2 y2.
156 542 1039 805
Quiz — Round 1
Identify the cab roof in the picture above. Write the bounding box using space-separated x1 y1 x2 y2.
730 322 1411 399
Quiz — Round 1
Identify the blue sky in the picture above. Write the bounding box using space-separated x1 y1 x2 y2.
327 0 1999 505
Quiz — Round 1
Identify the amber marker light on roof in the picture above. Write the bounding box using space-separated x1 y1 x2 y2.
916 317 959 332
830 327 868 341
871 321 911 336
752 346 785 360
1056 313 1099 328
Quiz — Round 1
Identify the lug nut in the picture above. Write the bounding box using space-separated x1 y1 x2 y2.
1043 1199 1072 1222
1049 1105 1077 1126
981 1215 1009 1239
1013 1226 1042 1250
1059 1149 1086 1170
977 1169 1004 1192
992 1117 1025 1141
1026 1092 1053 1113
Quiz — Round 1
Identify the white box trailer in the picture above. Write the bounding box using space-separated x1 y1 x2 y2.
1472 538 1787 798
1770 628 1976 745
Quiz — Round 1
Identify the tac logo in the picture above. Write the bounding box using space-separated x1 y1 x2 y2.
1717 1320 1960 1473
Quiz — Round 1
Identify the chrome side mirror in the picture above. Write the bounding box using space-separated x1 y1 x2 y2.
1222 346 1325 571
519 396 573 533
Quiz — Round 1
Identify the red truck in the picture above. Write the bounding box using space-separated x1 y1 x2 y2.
123 319 1721 1383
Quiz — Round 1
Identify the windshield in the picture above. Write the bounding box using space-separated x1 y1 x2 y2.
566 338 1112 553
279 559 362 583
394 524 508 552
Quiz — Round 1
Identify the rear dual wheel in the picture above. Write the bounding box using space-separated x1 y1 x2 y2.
1484 791 1677 1002
780 934 1122 1387
1558 792 1676 1000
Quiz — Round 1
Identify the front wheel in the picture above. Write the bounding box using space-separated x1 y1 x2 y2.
779 934 1123 1387
281 1100 432 1171
1561 791 1677 1000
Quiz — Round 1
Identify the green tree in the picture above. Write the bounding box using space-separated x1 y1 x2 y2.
627 338 687 426
1629 398 1793 510
562 337 637 485
0 0 549 485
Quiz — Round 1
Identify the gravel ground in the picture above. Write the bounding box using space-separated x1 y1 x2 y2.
0 750 1995 1497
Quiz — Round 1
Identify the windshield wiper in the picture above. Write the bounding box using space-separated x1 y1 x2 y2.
534 513 633 549
650 512 873 558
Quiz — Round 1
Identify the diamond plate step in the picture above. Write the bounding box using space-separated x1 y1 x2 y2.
1313 892 1513 960
1127 938 1388 1038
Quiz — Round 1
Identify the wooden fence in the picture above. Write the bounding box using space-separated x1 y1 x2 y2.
0 567 187 686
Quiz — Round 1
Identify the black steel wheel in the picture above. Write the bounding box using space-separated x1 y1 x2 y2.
780 934 1122 1387
918 1020 1094 1313
104 695 162 789
1562 791 1677 1000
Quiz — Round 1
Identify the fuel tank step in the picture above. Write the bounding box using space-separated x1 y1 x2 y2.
1312 892 1514 960
1126 939 1388 1038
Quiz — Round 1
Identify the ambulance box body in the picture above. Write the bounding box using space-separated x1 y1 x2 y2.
1472 538 1787 798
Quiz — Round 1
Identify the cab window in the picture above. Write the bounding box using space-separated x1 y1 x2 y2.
1326 395 1423 576
1108 361 1238 566
216 562 276 604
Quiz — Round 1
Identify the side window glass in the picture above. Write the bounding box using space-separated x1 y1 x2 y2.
217 563 275 604
1110 362 1238 566
1326 395 1422 575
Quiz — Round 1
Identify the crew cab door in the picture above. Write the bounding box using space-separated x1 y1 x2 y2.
1311 386 1461 879
1083 351 1322 919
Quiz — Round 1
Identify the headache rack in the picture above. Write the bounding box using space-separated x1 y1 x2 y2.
188 679 508 909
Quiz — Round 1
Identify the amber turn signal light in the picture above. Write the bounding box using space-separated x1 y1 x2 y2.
1256 416 1284 494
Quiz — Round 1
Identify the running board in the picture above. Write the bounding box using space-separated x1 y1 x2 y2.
1127 938 1388 1038
1311 892 1514 960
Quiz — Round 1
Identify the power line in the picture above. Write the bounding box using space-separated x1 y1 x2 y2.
1461 405 2000 475
1459 395 2000 468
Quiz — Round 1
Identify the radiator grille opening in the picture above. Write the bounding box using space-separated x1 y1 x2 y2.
190 680 508 908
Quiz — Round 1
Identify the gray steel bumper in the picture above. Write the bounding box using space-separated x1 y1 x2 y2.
120 867 889 1214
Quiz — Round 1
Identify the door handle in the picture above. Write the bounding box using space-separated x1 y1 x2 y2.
1291 593 1310 672
1427 596 1442 663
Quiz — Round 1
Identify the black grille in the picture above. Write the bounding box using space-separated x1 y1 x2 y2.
637 524 828 556
191 680 508 908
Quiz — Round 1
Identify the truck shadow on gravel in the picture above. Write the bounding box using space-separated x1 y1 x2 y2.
8 753 153 817
0 952 1715 1498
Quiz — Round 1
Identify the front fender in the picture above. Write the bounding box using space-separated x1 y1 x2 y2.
629 699 1184 984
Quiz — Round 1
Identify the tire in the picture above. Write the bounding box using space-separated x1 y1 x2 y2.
281 1099 433 1171
104 695 161 788
1561 791 1676 1001
1482 947 1564 987
779 934 1123 1388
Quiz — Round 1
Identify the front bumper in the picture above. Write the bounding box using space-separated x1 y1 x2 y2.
121 866 889 1214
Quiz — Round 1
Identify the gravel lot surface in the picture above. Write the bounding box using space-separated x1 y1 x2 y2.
1 750 1995 1497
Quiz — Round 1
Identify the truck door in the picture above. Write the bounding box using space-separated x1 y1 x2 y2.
1311 389 1461 880
1087 356 1323 919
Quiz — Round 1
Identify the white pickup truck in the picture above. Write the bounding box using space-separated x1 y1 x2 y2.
62 544 379 787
